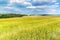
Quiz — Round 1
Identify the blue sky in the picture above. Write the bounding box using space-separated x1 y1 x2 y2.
0 0 60 14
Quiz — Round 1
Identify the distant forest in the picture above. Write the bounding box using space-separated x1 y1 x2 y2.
0 14 27 18
0 14 59 18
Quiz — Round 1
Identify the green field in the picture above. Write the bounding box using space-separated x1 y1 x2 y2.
0 16 60 40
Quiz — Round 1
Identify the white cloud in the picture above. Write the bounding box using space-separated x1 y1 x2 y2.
7 0 32 7
32 0 57 2
23 2 31 5
0 5 22 13
27 4 58 8
9 0 23 3
0 0 58 14
27 5 47 8
27 0 58 14
52 0 57 2
8 0 58 8
5 6 21 11
26 6 36 8
55 2 59 5
9 0 28 4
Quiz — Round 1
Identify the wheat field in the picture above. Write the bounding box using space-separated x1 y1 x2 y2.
0 16 60 40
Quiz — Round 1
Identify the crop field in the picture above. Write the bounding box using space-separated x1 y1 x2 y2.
0 16 60 40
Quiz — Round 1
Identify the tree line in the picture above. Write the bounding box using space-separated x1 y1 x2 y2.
0 14 59 18
0 14 27 18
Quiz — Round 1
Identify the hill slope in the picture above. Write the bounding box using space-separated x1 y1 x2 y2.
0 16 60 40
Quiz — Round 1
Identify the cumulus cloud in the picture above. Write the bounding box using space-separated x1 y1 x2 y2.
32 0 57 2
0 0 59 14
26 0 59 14
9 0 31 4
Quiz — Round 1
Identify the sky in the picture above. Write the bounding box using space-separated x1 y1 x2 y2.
0 0 60 14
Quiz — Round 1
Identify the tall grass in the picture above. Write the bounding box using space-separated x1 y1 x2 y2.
0 16 60 40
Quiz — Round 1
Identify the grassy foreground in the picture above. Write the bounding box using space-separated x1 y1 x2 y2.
0 16 60 40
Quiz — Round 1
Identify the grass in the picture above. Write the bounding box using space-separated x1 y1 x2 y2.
0 16 60 40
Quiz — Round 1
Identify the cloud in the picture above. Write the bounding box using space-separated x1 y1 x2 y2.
26 0 59 14
0 0 59 14
32 0 57 3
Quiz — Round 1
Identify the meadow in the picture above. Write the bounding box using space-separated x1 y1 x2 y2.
0 16 60 40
